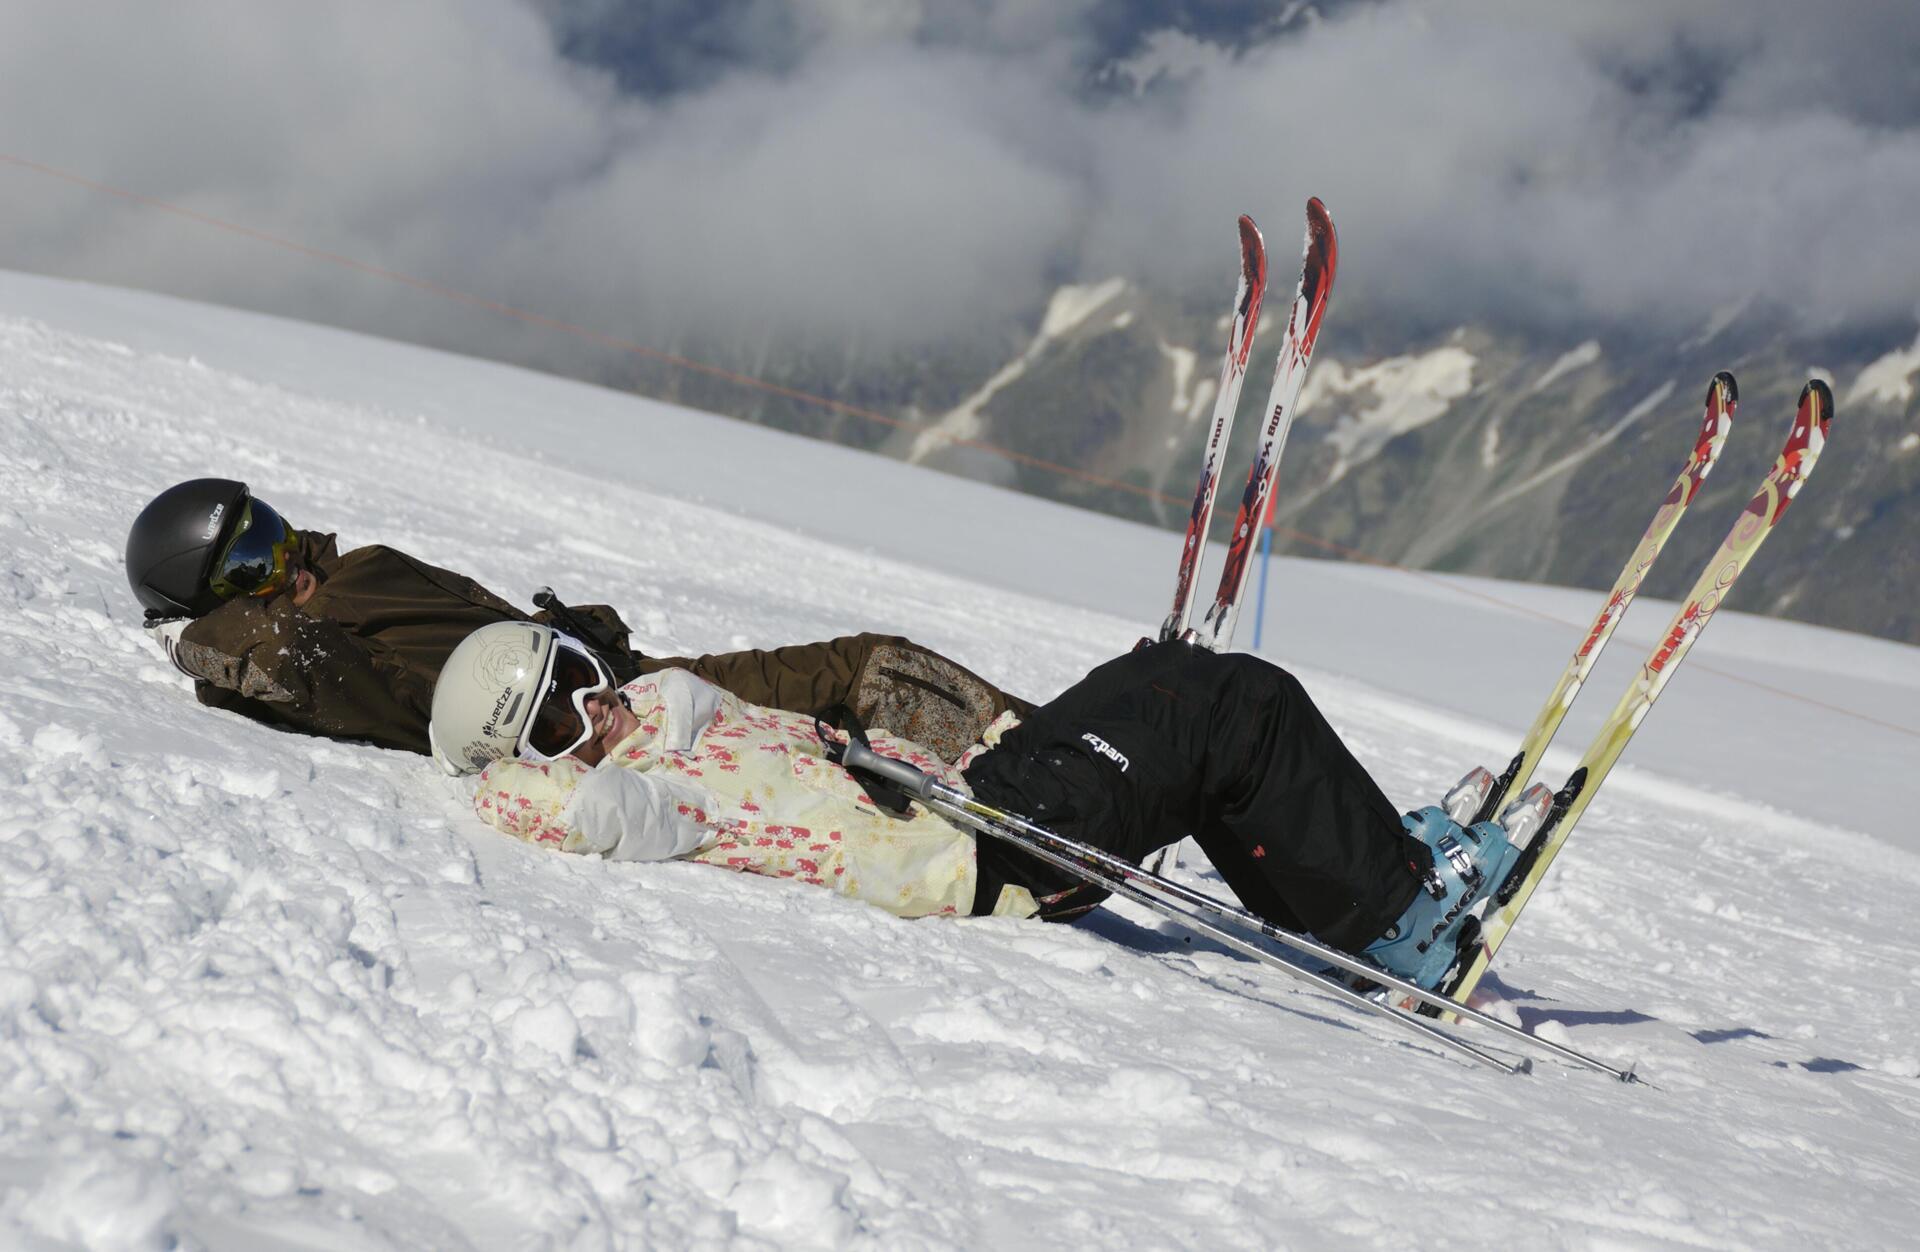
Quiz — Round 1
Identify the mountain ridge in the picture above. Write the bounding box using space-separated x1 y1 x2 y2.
635 277 1920 646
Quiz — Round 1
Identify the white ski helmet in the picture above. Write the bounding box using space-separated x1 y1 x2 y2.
430 621 613 776
430 621 552 776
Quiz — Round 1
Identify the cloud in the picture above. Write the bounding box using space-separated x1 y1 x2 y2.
1 0 1917 363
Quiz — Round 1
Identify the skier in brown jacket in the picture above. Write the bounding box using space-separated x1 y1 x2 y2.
125 479 1027 759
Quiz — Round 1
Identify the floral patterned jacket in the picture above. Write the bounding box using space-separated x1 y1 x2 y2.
470 669 1035 920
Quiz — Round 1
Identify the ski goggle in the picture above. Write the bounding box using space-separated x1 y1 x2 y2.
516 635 614 761
207 498 299 602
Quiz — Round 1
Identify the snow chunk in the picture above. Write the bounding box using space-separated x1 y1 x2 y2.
729 1151 856 1247
216 767 281 799
29 723 109 768
0 967 38 1023
508 1000 581 1062
1528 340 1601 394
21 1155 178 1251
623 971 709 1067
1848 331 1920 407
1099 1065 1207 1118
1301 345 1476 479
1898 432 1919 454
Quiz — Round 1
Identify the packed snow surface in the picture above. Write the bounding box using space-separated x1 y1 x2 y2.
2 272 1918 1249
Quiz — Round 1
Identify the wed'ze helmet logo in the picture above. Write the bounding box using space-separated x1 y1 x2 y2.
203 502 226 541
1081 732 1130 773
476 634 535 740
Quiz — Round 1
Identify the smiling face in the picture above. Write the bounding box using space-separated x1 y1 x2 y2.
571 688 638 767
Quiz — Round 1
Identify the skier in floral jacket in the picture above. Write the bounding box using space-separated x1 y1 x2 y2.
432 622 1519 987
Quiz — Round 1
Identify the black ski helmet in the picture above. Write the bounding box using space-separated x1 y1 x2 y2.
125 478 252 618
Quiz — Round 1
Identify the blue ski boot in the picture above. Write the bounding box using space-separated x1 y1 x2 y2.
1363 805 1524 991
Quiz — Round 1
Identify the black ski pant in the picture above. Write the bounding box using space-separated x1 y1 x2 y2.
962 641 1425 952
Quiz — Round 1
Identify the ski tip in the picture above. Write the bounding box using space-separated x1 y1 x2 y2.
1237 215 1269 283
1306 198 1336 243
1709 370 1738 405
1802 377 1834 426
1302 198 1339 287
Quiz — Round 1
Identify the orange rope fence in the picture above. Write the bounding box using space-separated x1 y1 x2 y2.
3 152 1912 739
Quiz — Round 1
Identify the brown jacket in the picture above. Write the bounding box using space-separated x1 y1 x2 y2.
173 530 1027 758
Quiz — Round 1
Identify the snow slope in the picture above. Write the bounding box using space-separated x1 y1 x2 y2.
2 273 1918 1249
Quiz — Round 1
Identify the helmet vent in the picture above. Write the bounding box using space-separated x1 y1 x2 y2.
503 692 524 725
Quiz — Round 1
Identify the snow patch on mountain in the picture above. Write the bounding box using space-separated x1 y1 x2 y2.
1528 340 1602 394
1684 300 1750 350
1848 330 1920 407
1039 278 1126 339
909 279 1129 462
1481 379 1677 515
1301 344 1477 480
1159 341 1210 422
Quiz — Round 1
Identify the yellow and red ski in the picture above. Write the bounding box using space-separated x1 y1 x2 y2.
1468 372 1739 826
1440 379 1834 1016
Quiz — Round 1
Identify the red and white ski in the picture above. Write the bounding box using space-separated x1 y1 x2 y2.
1189 198 1338 652
1160 216 1270 642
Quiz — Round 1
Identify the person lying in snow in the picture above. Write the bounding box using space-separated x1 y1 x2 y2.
124 478 1028 760
431 621 1517 989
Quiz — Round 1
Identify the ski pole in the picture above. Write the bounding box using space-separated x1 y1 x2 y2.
532 587 633 680
937 787 1633 1081
831 738 1636 1080
934 794 1527 1074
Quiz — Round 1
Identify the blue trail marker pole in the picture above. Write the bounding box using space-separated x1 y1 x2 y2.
1251 522 1274 650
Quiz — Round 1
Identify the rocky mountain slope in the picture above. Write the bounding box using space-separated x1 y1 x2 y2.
626 278 1919 646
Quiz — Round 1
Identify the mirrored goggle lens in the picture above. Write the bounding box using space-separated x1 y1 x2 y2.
523 644 609 758
210 499 296 599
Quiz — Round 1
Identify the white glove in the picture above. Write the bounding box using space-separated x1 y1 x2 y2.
147 617 195 678
558 767 714 861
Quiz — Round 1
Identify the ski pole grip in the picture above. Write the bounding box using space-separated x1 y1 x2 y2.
836 739 936 801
